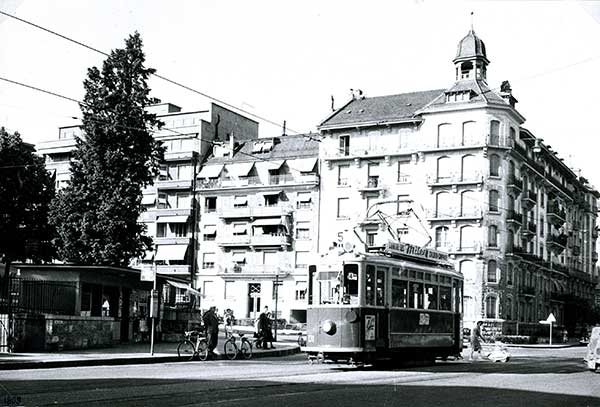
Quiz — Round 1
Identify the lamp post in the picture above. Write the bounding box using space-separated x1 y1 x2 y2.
273 270 282 342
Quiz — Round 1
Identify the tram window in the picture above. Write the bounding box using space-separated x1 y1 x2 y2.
432 275 438 282
401 269 408 277
376 267 386 306
452 279 463 313
366 265 375 306
392 267 400 278
317 271 339 304
424 273 431 281
343 264 359 305
391 279 408 308
439 286 452 311
416 272 423 280
424 284 438 310
308 265 316 305
409 282 423 309
409 270 416 279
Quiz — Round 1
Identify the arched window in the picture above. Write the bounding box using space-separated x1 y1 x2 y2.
461 154 477 181
485 295 497 318
437 123 453 148
461 190 478 217
505 297 513 320
489 190 499 212
508 160 515 180
507 263 514 285
507 230 514 252
489 154 500 177
436 192 452 218
436 156 452 181
460 260 476 283
462 121 477 145
489 120 500 145
460 225 477 250
435 226 449 250
509 127 516 146
488 225 498 247
487 260 497 283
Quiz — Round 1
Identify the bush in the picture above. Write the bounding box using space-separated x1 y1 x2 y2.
496 335 530 344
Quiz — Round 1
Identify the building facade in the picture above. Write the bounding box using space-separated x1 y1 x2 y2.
195 134 320 323
317 29 598 334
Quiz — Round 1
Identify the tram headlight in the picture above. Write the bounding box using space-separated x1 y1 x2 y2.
321 320 337 335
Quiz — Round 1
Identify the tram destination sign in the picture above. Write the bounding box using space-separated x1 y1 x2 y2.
384 240 449 263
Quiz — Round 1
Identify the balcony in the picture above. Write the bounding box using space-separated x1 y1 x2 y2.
593 251 598 263
426 208 483 222
519 285 536 297
446 243 482 255
572 245 581 256
155 237 191 245
505 244 524 257
217 233 292 248
521 190 536 209
546 203 566 226
217 264 291 279
426 173 483 189
506 175 523 194
198 174 318 190
357 176 385 194
521 222 536 239
505 210 523 227
547 233 567 254
219 204 293 219
156 178 193 190
486 134 514 148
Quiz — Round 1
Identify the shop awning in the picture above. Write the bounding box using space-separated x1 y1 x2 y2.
198 164 224 178
156 215 189 223
234 196 248 205
288 157 317 172
233 224 248 234
155 244 188 261
225 162 254 177
232 253 246 262
166 280 203 297
253 218 284 226
263 190 282 197
141 195 156 205
203 225 217 235
297 192 312 203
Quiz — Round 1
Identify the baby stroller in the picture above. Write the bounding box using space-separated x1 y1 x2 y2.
483 341 511 363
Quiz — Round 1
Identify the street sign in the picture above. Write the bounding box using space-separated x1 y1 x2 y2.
546 313 556 323
149 289 159 318
140 267 155 282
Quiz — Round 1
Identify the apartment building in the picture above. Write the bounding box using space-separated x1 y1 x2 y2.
317 29 599 333
195 134 320 323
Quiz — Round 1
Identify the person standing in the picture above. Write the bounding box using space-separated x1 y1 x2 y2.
259 311 275 349
203 306 220 355
470 321 485 360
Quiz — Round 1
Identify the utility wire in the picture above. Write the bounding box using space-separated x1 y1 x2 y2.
0 9 301 135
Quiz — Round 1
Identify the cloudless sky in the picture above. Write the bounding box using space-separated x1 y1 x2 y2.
1 0 600 186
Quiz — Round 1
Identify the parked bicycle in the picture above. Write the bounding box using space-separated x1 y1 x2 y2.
0 318 15 353
177 330 209 361
223 332 253 360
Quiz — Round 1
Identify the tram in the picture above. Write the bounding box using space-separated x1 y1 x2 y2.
304 240 463 365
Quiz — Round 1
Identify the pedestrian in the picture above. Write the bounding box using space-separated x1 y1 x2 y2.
203 306 220 355
259 311 275 349
224 308 235 339
470 321 485 360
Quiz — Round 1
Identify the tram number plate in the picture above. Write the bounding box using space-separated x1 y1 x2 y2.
419 313 430 326
365 315 376 341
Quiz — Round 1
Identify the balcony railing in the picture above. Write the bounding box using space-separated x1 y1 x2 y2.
427 208 483 221
198 174 318 190
506 210 522 225
426 173 483 187
547 233 568 251
217 263 291 278
216 233 292 248
357 176 385 191
507 175 523 193
593 251 598 262
219 204 293 219
446 243 483 254
547 203 566 226
519 286 536 296
521 190 536 208
156 178 193 190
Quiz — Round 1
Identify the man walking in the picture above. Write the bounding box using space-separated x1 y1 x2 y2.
203 306 220 355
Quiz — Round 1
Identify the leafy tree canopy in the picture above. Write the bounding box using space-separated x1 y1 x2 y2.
0 127 55 266
50 32 164 267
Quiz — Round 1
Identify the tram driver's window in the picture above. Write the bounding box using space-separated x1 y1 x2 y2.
366 265 375 306
392 279 408 308
342 264 359 305
409 282 423 309
439 285 452 311
424 284 438 310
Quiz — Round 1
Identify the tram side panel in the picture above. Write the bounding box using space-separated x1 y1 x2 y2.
389 309 455 350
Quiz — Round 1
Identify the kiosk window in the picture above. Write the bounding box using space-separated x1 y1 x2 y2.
409 282 423 309
343 264 359 305
366 265 375 306
439 285 452 311
392 279 408 308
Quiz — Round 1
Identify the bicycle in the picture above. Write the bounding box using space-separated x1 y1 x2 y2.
0 317 15 353
177 330 209 361
223 331 253 360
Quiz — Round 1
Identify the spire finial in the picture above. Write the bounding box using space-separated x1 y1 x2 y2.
470 11 474 32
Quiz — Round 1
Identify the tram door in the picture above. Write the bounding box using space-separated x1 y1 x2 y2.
248 283 261 318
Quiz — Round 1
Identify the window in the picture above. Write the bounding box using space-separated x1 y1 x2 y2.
366 230 377 247
264 194 279 206
436 192 451 218
176 193 190 209
263 251 278 265
505 297 513 320
297 192 312 209
436 156 452 181
376 267 386 306
232 223 247 235
224 280 234 300
487 260 497 283
168 163 192 180
205 197 217 213
409 281 423 309
367 163 379 188
540 216 544 237
366 265 375 306
391 279 408 308
397 160 410 183
295 281 307 300
232 251 246 265
489 120 500 145
295 251 310 269
439 286 452 311
462 121 477 145
203 281 214 300
338 164 350 186
172 223 187 237
488 225 498 247
437 123 454 147
489 190 499 212
397 195 411 215
157 223 167 238
339 135 350 156
507 264 513 285
460 226 477 250
424 284 438 310
461 190 478 217
485 295 497 318
366 196 378 216
460 260 476 283
509 127 516 144
489 154 500 177
295 222 310 240
233 195 248 208
435 226 449 250
342 264 359 304
461 155 477 181
202 252 215 269
337 197 350 218
203 225 217 241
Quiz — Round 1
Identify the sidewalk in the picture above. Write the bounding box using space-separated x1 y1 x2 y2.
0 331 300 370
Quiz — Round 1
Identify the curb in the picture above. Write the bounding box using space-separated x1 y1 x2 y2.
0 346 301 371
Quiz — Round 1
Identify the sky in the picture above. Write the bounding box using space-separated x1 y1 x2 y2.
1 0 600 186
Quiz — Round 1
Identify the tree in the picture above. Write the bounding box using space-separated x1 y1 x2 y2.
50 32 164 267
0 127 55 275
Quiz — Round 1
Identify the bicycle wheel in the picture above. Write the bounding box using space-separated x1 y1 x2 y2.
177 340 196 361
240 338 253 359
224 338 238 360
197 339 209 361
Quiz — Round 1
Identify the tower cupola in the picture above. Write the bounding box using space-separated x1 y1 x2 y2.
453 29 490 82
